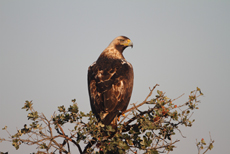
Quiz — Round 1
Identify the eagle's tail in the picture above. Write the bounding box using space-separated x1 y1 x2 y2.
110 116 118 129
102 111 119 129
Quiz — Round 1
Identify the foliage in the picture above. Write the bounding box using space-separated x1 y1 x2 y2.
0 85 214 154
196 133 214 154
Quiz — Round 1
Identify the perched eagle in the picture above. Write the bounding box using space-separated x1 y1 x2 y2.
88 36 134 127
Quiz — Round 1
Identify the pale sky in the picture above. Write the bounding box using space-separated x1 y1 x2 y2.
0 1 230 153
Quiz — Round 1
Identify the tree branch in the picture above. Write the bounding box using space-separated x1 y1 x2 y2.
124 84 159 114
83 137 97 154
56 123 83 154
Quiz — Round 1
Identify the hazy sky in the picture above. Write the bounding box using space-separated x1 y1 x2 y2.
1 1 229 153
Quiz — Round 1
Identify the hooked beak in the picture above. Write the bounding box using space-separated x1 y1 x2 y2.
127 39 133 48
128 41 133 48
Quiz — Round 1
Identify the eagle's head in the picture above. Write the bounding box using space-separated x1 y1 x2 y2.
109 36 133 52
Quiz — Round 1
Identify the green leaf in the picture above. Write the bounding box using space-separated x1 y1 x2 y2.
201 139 206 144
157 90 163 95
68 103 79 113
27 111 38 121
146 132 151 138
98 122 105 128
209 143 214 150
22 100 33 111
40 143 48 149
58 105 65 112
149 99 156 104
30 121 40 129
72 99 76 103
80 111 85 116
12 139 20 150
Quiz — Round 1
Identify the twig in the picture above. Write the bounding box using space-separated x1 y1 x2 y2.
122 107 156 131
171 93 185 102
124 84 159 114
83 137 97 154
203 132 214 154
176 128 186 138
56 123 83 154
57 123 65 136
118 110 132 124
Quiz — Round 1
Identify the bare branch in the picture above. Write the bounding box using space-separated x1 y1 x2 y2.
123 84 159 114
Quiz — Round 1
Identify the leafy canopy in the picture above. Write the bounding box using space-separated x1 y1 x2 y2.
0 85 214 154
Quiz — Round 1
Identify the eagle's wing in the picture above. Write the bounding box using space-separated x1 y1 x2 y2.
88 59 133 125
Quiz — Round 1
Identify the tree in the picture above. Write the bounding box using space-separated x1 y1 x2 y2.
0 84 214 154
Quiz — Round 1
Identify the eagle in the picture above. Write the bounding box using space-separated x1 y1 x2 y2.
88 36 134 127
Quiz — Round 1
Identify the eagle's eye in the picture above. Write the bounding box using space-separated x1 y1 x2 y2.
119 39 125 42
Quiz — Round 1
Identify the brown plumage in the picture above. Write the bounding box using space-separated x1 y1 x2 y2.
88 36 134 127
